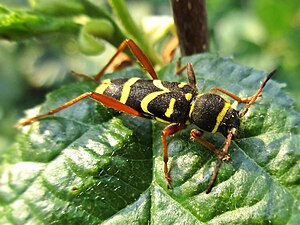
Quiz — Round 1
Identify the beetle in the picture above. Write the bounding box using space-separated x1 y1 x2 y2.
16 39 275 193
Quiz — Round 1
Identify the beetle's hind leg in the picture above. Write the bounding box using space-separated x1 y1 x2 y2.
15 92 143 127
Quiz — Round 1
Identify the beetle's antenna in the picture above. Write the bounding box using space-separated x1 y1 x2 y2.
206 159 222 194
239 70 276 118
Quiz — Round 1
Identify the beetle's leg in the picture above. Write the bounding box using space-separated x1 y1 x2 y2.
162 36 178 64
210 87 253 103
190 129 230 160
221 128 236 157
205 128 235 193
186 63 197 89
175 58 186 75
176 62 197 89
191 129 233 193
71 71 98 82
15 92 143 127
94 39 158 81
73 39 157 81
210 70 276 117
162 123 186 188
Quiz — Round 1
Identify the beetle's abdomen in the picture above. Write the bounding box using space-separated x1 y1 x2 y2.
189 93 232 133
96 78 197 124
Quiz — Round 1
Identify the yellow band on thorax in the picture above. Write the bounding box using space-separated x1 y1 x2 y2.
211 102 231 133
165 98 176 118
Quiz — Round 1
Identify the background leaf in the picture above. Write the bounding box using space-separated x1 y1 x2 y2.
1 54 299 224
0 5 80 40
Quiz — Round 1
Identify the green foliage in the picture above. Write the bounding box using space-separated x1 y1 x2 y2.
207 0 300 110
0 0 167 160
0 1 163 64
0 0 300 224
78 19 115 55
1 54 299 224
0 4 79 40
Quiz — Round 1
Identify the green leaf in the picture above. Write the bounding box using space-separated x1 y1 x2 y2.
109 0 163 66
0 5 79 40
78 19 115 55
30 0 85 16
1 54 299 224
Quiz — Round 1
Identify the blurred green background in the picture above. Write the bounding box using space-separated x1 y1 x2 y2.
0 0 299 154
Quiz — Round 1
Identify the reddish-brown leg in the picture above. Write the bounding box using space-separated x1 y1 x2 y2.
176 63 197 89
191 129 230 160
94 39 158 81
204 128 235 194
186 64 197 89
162 36 178 63
210 70 276 118
72 39 158 82
161 123 186 188
191 129 233 194
210 87 253 103
175 59 187 75
15 92 143 127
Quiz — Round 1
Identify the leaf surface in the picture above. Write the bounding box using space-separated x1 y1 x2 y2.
1 54 299 224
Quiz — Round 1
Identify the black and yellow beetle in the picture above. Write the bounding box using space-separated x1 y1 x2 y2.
16 39 275 193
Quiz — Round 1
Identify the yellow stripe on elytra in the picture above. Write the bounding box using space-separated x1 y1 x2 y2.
165 98 176 118
95 79 111 94
178 82 187 88
141 80 170 115
155 117 170 124
211 102 231 133
153 80 168 90
119 77 140 104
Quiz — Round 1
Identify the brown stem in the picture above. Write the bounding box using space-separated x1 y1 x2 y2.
170 0 209 55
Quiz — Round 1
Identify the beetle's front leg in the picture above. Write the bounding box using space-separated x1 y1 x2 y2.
191 129 230 161
191 129 231 193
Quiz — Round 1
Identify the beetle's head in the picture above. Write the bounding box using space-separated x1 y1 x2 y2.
217 108 240 138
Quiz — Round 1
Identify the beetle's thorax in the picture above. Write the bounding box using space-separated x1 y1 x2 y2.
189 93 240 136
